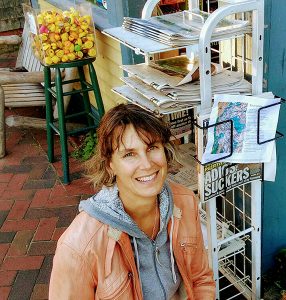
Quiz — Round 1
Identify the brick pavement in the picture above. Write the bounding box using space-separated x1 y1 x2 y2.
0 107 95 300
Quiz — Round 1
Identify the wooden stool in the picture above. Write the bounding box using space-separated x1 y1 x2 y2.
44 58 104 184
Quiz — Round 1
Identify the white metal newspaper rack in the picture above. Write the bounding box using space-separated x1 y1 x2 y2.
103 0 264 298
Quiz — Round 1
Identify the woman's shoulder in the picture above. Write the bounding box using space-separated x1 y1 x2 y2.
57 211 105 254
168 181 196 197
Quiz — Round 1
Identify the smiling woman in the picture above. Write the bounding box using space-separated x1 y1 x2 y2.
49 103 216 300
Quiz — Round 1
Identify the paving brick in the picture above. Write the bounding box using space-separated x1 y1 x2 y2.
28 164 49 181
30 189 51 208
0 232 16 244
23 179 56 190
21 156 48 165
34 218 58 241
7 231 34 256
1 219 39 232
0 211 8 228
42 165 57 180
56 206 78 227
30 283 49 300
1 165 32 174
49 184 67 198
7 174 29 190
51 227 66 241
6 201 30 220
0 270 17 286
0 244 9 263
8 270 39 300
1 190 35 201
0 286 11 300
36 255 53 284
2 256 44 271
46 195 80 208
28 241 57 256
0 182 8 190
0 201 13 212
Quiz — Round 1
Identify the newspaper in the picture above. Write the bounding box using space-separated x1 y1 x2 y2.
122 9 250 47
120 76 200 109
122 64 251 106
202 94 281 164
167 142 198 190
203 161 262 201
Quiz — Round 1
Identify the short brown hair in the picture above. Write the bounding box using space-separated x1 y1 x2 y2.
86 103 176 189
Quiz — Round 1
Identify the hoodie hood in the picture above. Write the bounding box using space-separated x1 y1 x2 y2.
79 182 173 239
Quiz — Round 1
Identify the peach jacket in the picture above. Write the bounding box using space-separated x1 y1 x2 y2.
49 182 216 299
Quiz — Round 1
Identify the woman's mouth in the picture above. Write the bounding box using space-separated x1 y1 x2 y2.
136 172 158 182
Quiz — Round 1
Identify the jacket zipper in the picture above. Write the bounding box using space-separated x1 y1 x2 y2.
152 240 167 300
118 240 141 300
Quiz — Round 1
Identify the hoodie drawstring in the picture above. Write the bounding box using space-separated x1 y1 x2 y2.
169 215 177 284
133 237 143 292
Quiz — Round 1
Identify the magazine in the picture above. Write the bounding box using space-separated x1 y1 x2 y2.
203 161 262 201
122 9 251 47
202 94 281 164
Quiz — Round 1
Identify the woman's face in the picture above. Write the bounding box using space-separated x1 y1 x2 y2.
109 124 168 206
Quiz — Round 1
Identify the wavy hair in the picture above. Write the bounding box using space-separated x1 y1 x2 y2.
85 103 177 189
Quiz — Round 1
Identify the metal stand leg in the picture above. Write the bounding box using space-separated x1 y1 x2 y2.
78 65 94 128
55 68 70 184
88 63 105 118
44 66 55 163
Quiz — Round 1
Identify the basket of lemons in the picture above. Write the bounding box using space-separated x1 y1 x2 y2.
23 4 96 66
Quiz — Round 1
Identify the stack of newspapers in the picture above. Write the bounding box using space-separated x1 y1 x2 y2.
112 55 252 113
122 9 251 47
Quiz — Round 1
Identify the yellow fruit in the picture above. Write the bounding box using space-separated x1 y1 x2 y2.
76 38 82 46
56 49 64 58
76 51 83 58
54 33 61 41
79 32 86 38
42 43 51 51
48 23 56 32
40 34 48 41
46 49 55 58
88 48 96 57
61 55 69 62
83 41 93 49
56 41 63 49
87 35 95 42
67 53 76 61
44 57 53 65
52 55 60 64
61 32 69 42
51 43 57 50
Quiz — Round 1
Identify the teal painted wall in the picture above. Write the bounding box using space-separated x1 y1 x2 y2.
263 0 286 272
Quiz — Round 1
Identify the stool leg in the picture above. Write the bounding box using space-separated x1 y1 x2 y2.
55 68 70 184
88 63 105 118
44 67 55 163
78 66 95 128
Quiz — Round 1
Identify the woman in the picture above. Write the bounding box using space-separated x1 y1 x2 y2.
49 103 215 300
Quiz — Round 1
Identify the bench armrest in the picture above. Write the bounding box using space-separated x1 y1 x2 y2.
0 71 59 85
0 35 22 45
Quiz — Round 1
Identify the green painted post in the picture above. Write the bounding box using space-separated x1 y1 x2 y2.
44 66 55 163
54 67 70 184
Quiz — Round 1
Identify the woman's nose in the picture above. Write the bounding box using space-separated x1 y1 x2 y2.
139 153 152 169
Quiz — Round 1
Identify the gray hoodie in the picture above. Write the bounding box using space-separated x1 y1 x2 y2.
79 182 182 300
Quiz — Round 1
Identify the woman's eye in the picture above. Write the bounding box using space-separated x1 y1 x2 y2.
148 145 158 151
123 152 134 158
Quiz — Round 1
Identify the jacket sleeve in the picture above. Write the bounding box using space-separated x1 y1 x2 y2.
191 201 216 300
49 242 97 300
